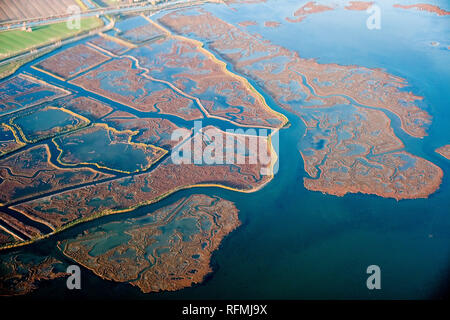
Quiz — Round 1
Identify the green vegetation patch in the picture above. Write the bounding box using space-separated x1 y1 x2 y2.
0 17 103 59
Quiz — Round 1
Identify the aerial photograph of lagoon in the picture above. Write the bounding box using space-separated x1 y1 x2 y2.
0 0 448 309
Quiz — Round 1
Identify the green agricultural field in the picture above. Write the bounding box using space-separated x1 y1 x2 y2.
0 17 103 59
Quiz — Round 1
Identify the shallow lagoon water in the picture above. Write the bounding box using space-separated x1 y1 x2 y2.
2 0 449 299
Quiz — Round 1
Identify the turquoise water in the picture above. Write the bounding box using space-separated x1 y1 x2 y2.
2 0 449 299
